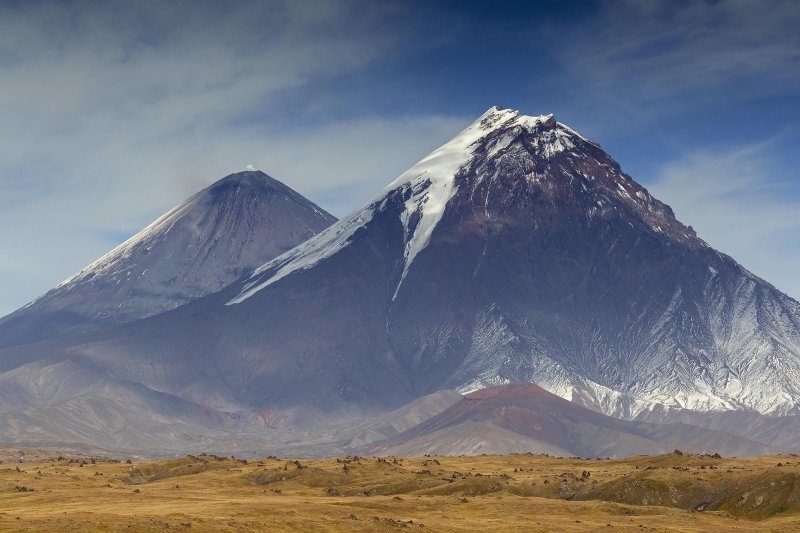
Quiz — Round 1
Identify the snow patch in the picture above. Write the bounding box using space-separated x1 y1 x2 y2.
228 207 377 304
230 106 558 305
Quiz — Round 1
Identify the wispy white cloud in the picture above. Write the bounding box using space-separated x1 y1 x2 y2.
560 0 800 99
0 0 467 315
546 0 800 138
648 141 800 300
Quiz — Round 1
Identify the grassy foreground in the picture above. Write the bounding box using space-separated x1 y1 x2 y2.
2 450 800 531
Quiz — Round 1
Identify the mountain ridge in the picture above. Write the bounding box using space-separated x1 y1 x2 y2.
0 170 336 348
1 107 799 453
229 106 709 307
222 106 800 416
367 382 776 457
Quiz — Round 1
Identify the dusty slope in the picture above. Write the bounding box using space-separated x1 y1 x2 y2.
369 383 774 457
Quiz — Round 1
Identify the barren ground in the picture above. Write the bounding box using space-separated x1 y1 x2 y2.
2 449 799 531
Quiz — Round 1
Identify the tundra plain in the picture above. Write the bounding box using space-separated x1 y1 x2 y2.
2 449 800 532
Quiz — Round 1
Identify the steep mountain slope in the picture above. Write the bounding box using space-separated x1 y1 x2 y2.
0 171 336 348
335 390 463 449
0 357 264 454
367 383 774 457
1 106 799 453
219 106 800 417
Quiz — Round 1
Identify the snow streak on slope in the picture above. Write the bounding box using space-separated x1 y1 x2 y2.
229 107 556 305
229 208 376 304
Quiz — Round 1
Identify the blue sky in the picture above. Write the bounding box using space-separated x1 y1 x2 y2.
1 0 799 315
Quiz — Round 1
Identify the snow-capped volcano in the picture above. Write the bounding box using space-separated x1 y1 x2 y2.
225 106 800 416
0 170 336 348
1 107 799 453
231 107 700 305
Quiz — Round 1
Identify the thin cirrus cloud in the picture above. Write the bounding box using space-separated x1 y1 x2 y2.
558 0 800 97
648 141 800 299
546 0 800 139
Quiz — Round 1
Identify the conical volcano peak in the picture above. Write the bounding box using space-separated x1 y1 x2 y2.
0 168 336 347
204 171 328 215
384 107 566 194
232 106 704 305
472 106 600 163
211 170 282 192
445 107 706 251
219 169 268 183
480 106 582 140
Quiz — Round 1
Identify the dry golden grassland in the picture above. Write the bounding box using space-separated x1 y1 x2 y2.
2 450 800 531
